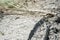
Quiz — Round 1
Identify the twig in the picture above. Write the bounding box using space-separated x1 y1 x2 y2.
43 24 51 40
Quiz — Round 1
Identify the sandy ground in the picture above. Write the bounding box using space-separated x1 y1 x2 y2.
0 14 43 40
0 0 60 40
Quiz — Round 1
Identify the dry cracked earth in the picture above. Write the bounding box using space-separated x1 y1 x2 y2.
0 0 60 40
